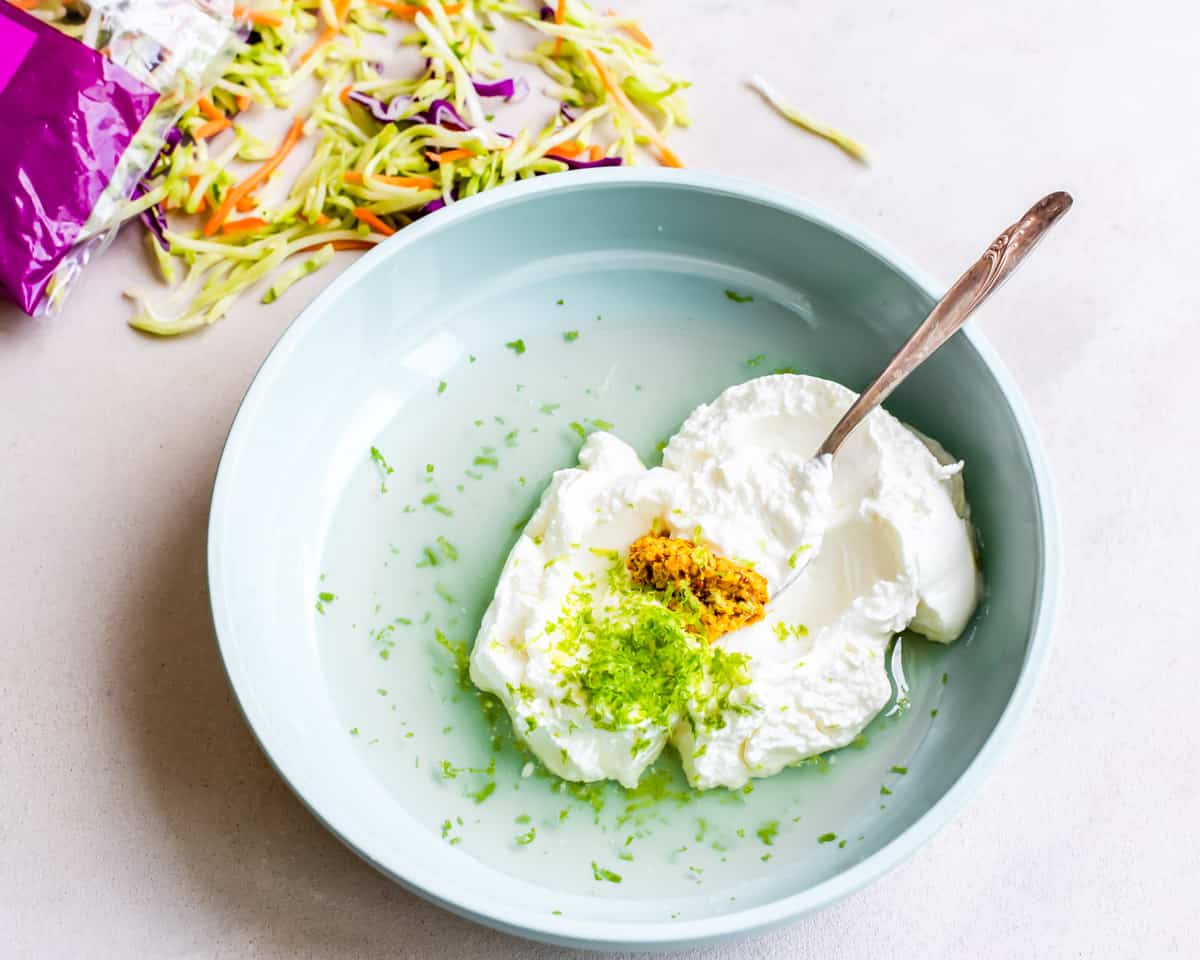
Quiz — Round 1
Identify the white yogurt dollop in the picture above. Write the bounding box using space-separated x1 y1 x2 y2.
469 374 979 789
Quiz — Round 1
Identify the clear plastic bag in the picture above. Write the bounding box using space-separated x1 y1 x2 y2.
0 0 237 316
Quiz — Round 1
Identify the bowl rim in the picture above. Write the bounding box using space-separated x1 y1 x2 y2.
207 167 1059 950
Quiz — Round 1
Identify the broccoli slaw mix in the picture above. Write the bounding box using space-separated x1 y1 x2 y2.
13 0 690 332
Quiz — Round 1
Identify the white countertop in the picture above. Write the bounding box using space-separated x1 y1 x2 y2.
2 1 1196 956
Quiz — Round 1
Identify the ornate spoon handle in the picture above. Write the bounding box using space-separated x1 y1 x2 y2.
816 191 1073 458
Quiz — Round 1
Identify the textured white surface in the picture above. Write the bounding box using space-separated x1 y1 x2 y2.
1 0 1197 956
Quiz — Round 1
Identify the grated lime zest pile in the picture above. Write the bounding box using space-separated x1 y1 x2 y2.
547 556 755 735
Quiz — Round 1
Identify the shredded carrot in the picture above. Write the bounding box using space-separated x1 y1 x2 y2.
585 49 682 168
10 0 39 9
622 23 653 48
299 26 336 65
234 194 258 212
588 145 602 161
366 0 463 17
554 0 566 56
311 213 334 226
425 148 473 164
236 94 252 112
606 9 652 48
298 0 351 66
205 117 305 236
197 97 225 122
344 171 437 190
339 85 353 105
352 208 397 236
232 5 285 26
194 117 232 140
547 140 585 159
221 217 272 235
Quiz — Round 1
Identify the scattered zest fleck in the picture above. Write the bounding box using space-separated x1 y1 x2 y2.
505 338 526 355
515 827 536 845
756 820 780 846
369 446 394 493
818 832 837 844
890 765 908 775
563 330 579 342
745 353 765 367
591 861 622 884
725 289 754 303
468 781 497 804
315 591 336 614
787 545 812 569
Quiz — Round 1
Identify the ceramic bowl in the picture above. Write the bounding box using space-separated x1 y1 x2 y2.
208 169 1057 951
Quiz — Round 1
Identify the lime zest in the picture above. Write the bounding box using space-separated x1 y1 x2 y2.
369 445 394 493
756 820 780 846
515 827 537 845
590 861 622 883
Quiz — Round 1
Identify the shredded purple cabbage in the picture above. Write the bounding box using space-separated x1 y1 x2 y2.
547 154 623 170
347 90 410 124
348 92 478 134
410 98 472 132
473 76 530 102
559 102 577 122
418 184 460 218
132 182 170 251
539 5 555 20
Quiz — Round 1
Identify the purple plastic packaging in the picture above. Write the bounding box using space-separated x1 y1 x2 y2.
0 3 160 315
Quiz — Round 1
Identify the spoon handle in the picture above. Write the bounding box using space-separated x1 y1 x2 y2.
816 191 1073 458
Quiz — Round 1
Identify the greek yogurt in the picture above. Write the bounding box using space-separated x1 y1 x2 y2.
469 374 979 789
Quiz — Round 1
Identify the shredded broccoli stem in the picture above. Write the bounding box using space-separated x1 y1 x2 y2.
746 73 868 164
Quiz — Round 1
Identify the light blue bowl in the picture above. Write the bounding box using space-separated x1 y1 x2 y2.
208 170 1057 951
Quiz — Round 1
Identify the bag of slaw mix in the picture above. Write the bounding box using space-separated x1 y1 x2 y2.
0 0 236 316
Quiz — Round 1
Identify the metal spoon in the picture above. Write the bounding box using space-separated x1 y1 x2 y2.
773 190 1073 599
